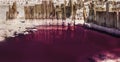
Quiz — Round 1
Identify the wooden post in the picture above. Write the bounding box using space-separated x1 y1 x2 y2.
64 0 66 20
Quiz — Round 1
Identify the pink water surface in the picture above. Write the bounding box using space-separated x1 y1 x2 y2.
0 26 120 62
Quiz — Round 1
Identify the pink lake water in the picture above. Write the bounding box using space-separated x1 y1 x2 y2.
0 26 120 62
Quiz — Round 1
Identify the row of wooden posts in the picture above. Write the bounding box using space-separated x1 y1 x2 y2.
6 0 84 20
